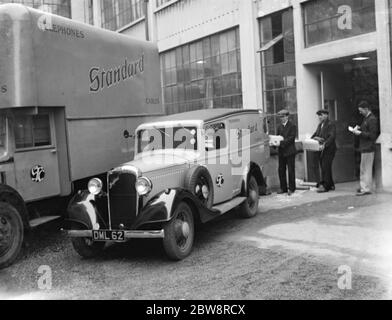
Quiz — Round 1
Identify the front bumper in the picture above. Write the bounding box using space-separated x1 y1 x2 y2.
65 229 165 239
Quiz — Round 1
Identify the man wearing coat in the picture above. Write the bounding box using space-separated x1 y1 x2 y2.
276 109 297 196
352 100 379 196
311 109 337 193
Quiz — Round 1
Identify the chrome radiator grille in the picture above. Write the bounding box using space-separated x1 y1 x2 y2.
108 171 138 230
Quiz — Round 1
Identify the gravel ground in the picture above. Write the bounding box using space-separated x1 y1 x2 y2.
0 192 391 300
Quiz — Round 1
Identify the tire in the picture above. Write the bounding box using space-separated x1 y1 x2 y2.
0 185 29 228
163 202 195 261
0 202 24 269
239 175 260 219
71 238 105 259
185 166 214 209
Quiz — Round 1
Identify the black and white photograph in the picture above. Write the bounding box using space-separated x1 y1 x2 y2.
0 0 391 305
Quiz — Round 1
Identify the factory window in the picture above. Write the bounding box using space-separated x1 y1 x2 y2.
161 28 242 115
14 115 52 150
88 0 94 25
101 0 144 31
0 0 71 18
259 8 297 136
303 0 376 47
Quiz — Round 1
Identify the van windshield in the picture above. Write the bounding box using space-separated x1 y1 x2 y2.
137 126 198 153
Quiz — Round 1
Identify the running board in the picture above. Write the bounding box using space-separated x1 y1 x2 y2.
29 216 61 228
212 197 247 215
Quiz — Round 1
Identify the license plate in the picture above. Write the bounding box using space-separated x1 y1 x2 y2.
92 230 126 242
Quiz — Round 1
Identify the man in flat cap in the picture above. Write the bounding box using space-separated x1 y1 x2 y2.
276 109 297 196
351 100 379 196
311 109 337 193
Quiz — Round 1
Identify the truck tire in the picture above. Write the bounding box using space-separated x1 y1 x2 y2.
0 202 24 269
72 238 105 259
0 184 29 229
185 166 214 209
239 175 260 219
163 202 195 261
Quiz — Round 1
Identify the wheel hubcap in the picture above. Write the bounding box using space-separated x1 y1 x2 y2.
195 176 210 205
174 212 192 249
248 182 259 209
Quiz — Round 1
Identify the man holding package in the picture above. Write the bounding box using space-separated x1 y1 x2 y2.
350 101 379 196
276 109 297 196
311 109 337 193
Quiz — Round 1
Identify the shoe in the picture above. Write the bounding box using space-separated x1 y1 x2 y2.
356 188 362 193
317 186 328 193
288 190 295 196
330 186 335 191
356 191 372 197
277 190 287 195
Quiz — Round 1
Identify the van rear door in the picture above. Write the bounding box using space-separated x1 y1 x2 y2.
13 112 61 201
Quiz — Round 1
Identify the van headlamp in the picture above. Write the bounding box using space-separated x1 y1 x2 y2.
88 178 103 195
135 177 152 196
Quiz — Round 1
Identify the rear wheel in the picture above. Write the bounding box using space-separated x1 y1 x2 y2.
185 166 214 209
239 175 260 219
0 202 24 269
163 202 195 261
72 237 105 259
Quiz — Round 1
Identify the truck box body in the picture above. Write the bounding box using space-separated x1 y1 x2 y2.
0 4 163 201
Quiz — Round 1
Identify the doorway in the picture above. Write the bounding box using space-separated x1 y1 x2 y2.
310 52 379 183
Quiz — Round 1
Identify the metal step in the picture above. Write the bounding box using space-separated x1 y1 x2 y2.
29 216 61 228
212 197 247 215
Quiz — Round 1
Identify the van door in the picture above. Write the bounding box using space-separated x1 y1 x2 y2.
12 113 61 202
203 121 233 205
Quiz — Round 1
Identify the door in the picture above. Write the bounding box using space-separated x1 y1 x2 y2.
13 113 61 202
203 121 233 205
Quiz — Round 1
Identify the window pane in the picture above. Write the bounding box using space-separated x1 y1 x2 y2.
15 117 33 149
159 28 242 114
303 0 376 47
260 9 298 135
33 115 51 147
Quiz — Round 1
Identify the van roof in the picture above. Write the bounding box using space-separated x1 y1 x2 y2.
153 108 261 123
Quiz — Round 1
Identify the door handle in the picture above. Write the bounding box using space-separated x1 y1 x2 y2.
51 149 57 154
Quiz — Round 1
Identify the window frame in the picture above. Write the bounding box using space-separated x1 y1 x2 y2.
14 113 56 153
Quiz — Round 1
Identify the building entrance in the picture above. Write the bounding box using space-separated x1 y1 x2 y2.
308 52 379 183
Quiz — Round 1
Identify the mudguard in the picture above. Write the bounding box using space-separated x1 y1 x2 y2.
65 189 220 231
66 191 108 230
135 189 220 227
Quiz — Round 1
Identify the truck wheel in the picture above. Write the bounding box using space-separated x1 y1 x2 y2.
239 175 260 219
185 166 214 209
163 202 194 261
0 202 24 269
71 238 105 259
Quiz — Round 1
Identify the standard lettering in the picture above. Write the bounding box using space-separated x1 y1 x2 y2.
89 55 145 93
89 67 100 92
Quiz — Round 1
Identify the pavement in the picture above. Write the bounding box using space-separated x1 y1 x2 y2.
1 182 392 300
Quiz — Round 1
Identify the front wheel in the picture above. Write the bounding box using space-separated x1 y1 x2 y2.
163 202 195 261
239 175 260 219
0 202 24 269
71 238 105 259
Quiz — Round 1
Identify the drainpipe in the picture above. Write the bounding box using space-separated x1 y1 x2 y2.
144 0 150 41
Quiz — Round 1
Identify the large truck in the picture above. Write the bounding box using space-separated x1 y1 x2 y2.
0 4 163 269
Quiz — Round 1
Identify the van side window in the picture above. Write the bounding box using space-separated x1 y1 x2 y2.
14 115 52 149
205 122 227 151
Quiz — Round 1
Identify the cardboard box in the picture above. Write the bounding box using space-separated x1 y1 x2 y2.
303 139 321 152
